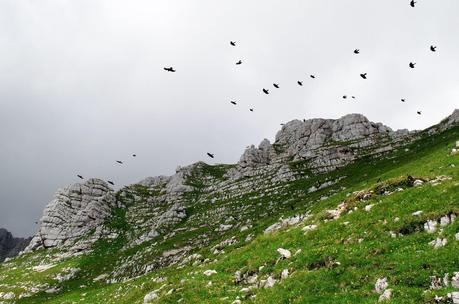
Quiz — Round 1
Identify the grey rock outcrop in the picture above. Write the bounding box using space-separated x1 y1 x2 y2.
25 178 118 251
0 228 30 262
228 113 413 177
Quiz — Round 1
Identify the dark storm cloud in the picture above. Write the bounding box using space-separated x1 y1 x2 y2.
1 0 458 236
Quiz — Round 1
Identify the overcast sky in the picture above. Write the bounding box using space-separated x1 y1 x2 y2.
1 0 458 237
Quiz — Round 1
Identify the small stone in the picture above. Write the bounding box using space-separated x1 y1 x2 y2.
281 269 289 279
277 248 291 259
203 270 217 277
440 215 451 227
264 276 276 288
413 180 424 187
452 272 459 289
302 225 317 233
424 220 438 233
375 277 388 293
412 211 423 216
144 291 158 303
430 276 442 290
455 232 459 241
364 204 374 212
451 292 459 304
378 289 392 302
429 238 447 249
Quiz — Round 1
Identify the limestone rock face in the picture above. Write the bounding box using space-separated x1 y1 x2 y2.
0 228 31 262
25 178 117 251
229 113 413 176
239 139 276 169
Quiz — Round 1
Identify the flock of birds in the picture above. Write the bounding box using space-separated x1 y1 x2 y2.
76 0 437 186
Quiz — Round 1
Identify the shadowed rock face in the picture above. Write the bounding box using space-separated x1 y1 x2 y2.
0 228 30 262
25 178 118 252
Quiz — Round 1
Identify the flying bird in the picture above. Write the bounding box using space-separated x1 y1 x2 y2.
77 175 84 180
354 49 360 54
249 108 254 112
342 95 348 99
116 160 123 164
360 73 367 79
230 41 236 46
430 45 437 52
273 83 279 88
417 111 422 115
401 99 406 102
230 101 237 105
132 154 136 157
410 0 416 7
107 181 115 186
236 60 242 65
263 89 269 94
207 152 215 158
409 62 416 68
164 67 176 72
297 81 303 86
310 75 316 79
351 96 356 99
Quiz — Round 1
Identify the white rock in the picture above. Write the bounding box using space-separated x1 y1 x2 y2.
281 269 289 279
302 224 317 233
203 270 217 277
455 232 459 241
364 204 374 212
424 220 438 233
3 292 15 300
375 277 388 293
429 238 447 249
264 276 276 288
378 289 392 302
277 248 291 259
413 180 424 187
144 291 158 303
440 215 451 227
452 272 459 289
451 292 459 304
412 211 423 216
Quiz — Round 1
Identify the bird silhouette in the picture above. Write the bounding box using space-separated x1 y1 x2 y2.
273 83 280 88
107 181 115 186
417 111 422 115
297 81 303 86
132 154 136 157
410 0 416 7
351 96 356 99
310 75 316 79
77 175 84 179
230 41 236 46
360 73 367 79
207 152 215 158
230 101 237 105
164 67 176 72
401 99 406 102
236 60 242 65
430 45 437 52
263 89 269 94
409 62 416 68
280 123 285 126
354 49 360 54
343 95 348 99
116 160 123 164
249 108 254 112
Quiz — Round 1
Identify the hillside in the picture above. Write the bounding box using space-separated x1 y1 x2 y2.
0 110 458 304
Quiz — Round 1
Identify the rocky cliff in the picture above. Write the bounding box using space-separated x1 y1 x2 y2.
24 111 457 267
0 228 30 262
